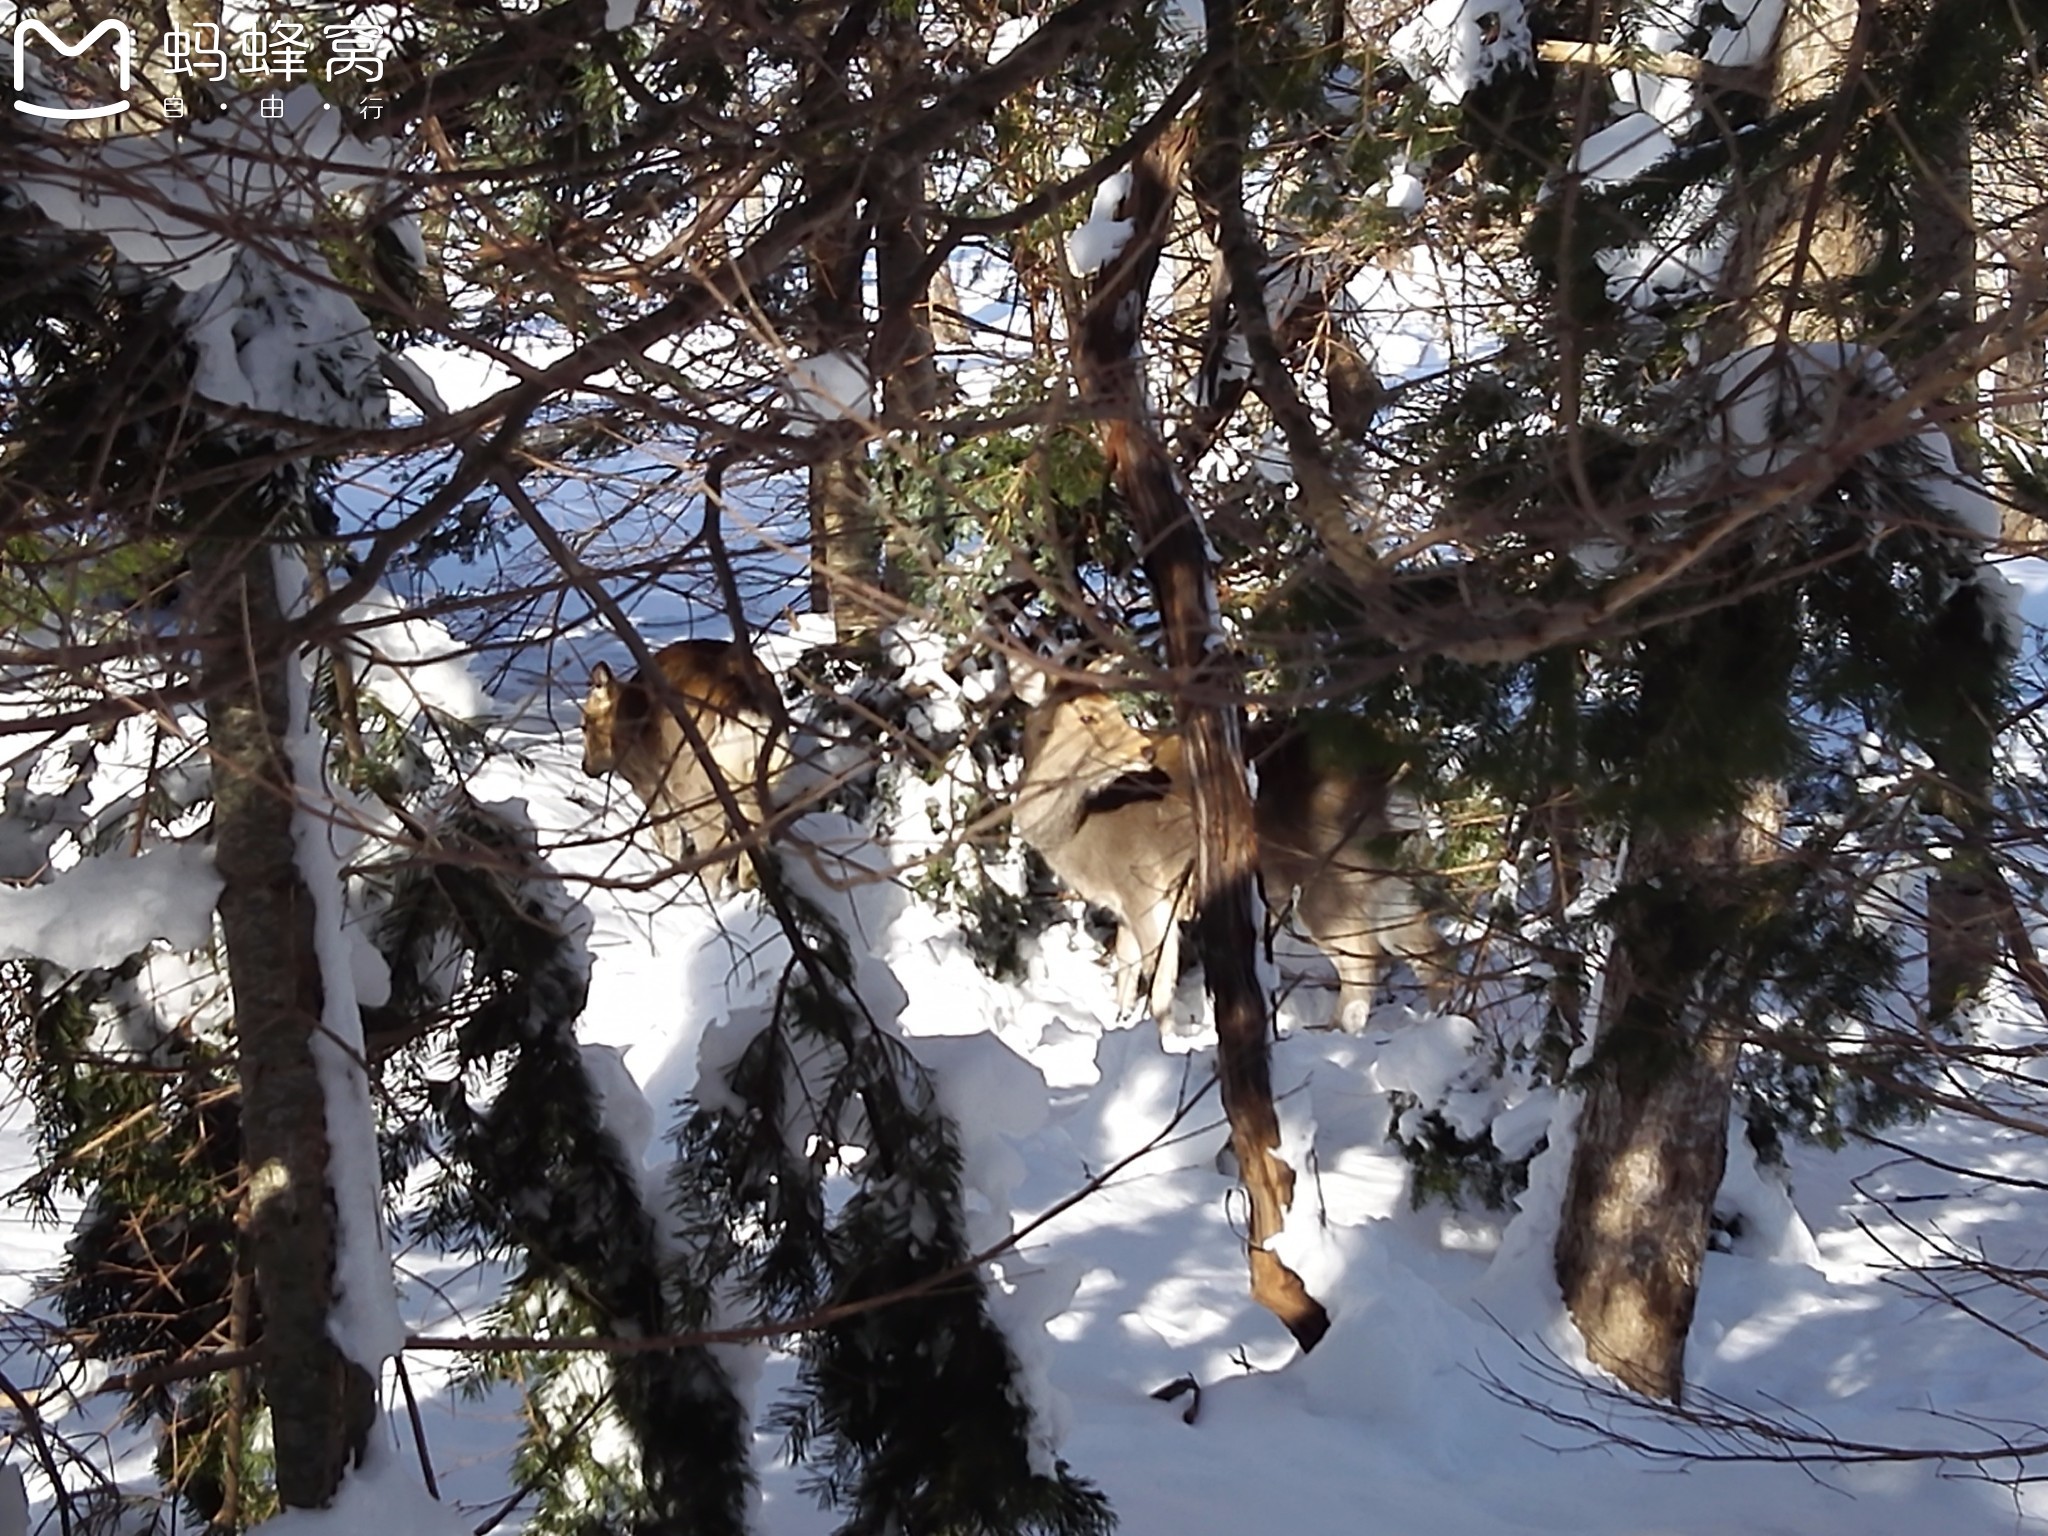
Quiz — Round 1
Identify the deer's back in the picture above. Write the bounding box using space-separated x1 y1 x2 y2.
1251 725 1402 884
622 640 779 798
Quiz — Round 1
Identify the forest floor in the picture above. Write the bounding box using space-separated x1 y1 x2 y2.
6 595 2048 1536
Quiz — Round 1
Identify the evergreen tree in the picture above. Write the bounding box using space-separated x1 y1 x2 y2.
672 863 1113 1536
369 796 753 1536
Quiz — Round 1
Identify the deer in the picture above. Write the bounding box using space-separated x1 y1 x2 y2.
1014 685 1197 1024
1012 677 1446 1032
579 637 790 892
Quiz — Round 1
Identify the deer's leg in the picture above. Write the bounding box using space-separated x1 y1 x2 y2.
1295 869 1384 1033
712 728 777 891
1112 919 1144 1017
1122 896 1180 1029
675 788 741 894
1386 883 1451 1012
647 794 689 860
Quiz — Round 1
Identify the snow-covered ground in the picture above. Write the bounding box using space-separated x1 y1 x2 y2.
6 602 2048 1536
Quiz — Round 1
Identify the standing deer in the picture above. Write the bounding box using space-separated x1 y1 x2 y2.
1014 686 1196 1023
579 638 788 891
1247 722 1446 1031
1013 682 1445 1031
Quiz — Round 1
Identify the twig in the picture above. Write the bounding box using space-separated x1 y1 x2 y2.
394 1357 442 1501
1536 39 1723 82
0 1365 74 1536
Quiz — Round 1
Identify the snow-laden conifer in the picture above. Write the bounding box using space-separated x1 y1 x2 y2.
672 857 1113 1536
368 796 754 1536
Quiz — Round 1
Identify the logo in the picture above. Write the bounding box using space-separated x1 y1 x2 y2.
13 18 133 120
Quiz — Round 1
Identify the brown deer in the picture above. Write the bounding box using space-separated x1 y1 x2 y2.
1014 682 1445 1031
579 638 788 891
1015 686 1197 1023
1248 722 1447 1031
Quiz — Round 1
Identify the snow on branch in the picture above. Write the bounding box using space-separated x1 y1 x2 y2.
275 551 407 1375
12 87 392 292
1067 169 1135 276
1389 0 1533 106
0 844 219 972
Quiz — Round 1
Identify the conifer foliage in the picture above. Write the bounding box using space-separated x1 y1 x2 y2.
368 795 754 1536
7 0 2048 1518
673 865 1112 1536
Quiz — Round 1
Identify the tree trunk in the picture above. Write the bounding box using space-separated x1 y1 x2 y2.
799 7 885 638
1986 162 2048 541
1075 126 1328 1350
1553 0 1856 1402
1900 111 2001 1018
869 17 944 609
1728 0 1872 349
803 205 879 635
1555 804 1777 1400
191 510 377 1508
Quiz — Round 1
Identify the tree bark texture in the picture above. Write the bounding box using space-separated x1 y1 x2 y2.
803 204 880 633
192 516 376 1507
1899 102 2000 1015
800 11 885 636
1555 804 1778 1401
1987 183 2048 541
1708 0 1872 356
868 26 945 608
1075 125 1329 1350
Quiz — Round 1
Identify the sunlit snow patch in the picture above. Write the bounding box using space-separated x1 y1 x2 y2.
0 845 219 971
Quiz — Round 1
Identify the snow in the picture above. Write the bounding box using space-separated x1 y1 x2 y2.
343 588 491 724
1566 0 1792 306
1488 1087 1556 1160
1368 1012 1478 1116
400 333 568 413
248 1445 472 1536
5 1 2041 1520
0 843 219 971
1714 1113 1825 1268
6 629 2048 1534
1388 0 1533 106
4 542 2047 1536
276 552 408 1374
1348 247 1510 389
1598 200 1732 311
783 351 875 429
1655 342 2019 633
1573 110 1677 188
1704 0 1786 69
1160 0 1206 43
12 86 392 291
179 251 389 435
479 632 2048 1534
986 16 1038 65
1383 168 1426 213
1067 170 1134 276
1614 67 1695 132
